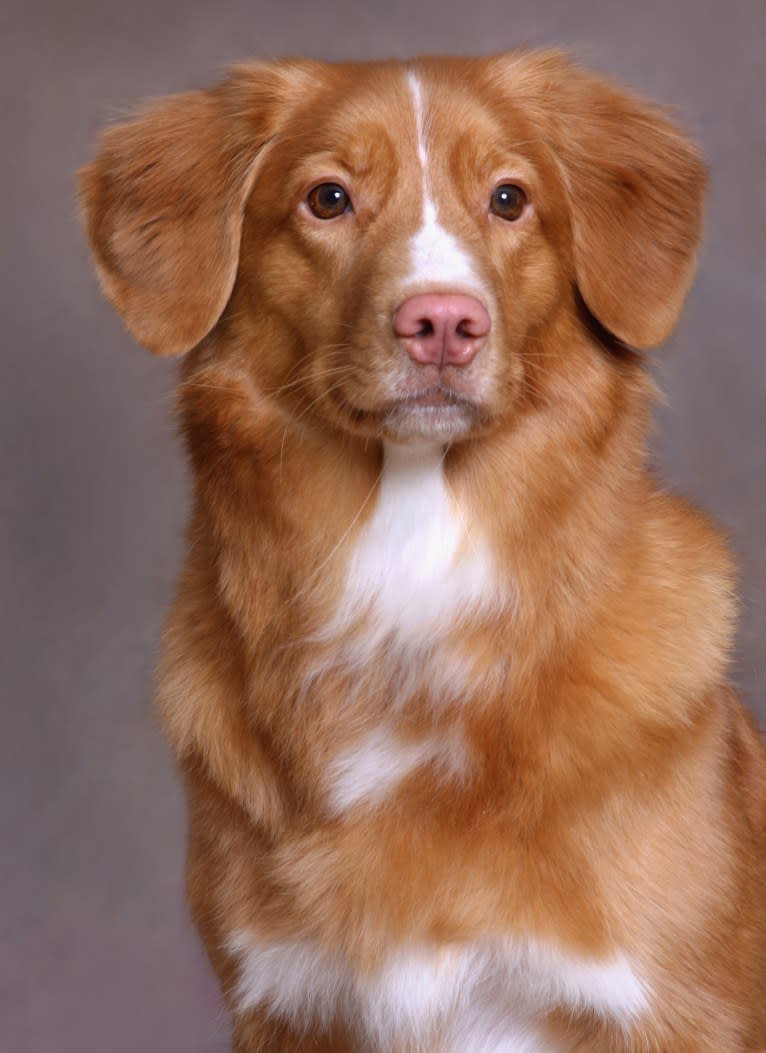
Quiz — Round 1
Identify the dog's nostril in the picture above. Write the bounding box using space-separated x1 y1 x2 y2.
393 293 490 368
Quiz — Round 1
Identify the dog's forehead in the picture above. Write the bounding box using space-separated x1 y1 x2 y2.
282 63 412 144
271 59 514 176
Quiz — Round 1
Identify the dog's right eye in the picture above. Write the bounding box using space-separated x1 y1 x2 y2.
306 183 352 220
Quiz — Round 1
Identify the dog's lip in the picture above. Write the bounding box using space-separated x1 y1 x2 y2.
329 383 477 419
382 386 482 434
396 386 468 409
326 382 486 440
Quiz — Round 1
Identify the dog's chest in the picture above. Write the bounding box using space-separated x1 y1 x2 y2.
229 933 648 1051
329 441 498 655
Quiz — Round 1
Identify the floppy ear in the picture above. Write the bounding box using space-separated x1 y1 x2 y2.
492 52 707 349
79 63 316 356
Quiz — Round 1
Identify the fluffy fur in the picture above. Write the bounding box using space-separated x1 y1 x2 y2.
80 51 766 1051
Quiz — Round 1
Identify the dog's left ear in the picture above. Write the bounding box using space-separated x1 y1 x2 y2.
79 62 317 356
490 52 707 349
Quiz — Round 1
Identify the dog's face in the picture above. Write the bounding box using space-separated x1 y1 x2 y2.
234 63 568 445
81 53 704 447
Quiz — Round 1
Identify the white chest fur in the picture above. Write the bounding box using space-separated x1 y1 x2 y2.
328 441 499 653
228 932 649 1051
325 721 469 815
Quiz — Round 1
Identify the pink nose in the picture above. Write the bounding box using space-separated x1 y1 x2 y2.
392 293 490 368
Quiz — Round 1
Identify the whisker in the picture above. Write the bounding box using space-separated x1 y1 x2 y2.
286 464 383 607
264 362 355 400
276 370 362 479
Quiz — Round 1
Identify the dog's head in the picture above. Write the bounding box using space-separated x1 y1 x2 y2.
80 52 705 446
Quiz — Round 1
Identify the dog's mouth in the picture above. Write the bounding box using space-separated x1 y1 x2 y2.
403 386 465 409
384 391 479 440
330 383 481 441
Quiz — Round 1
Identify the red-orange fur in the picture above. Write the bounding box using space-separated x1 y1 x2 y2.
80 51 766 1051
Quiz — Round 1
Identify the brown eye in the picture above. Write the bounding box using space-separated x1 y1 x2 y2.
306 183 352 220
490 183 527 221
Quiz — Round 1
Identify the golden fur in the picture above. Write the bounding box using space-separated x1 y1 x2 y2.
81 51 766 1051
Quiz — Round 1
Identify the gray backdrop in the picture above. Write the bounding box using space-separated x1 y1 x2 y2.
2 1 764 1050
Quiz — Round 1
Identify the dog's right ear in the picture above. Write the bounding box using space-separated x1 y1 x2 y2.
79 62 317 356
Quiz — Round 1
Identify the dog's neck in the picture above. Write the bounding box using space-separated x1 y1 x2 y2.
179 327 732 728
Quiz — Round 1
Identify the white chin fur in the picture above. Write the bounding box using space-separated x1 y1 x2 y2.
383 402 477 441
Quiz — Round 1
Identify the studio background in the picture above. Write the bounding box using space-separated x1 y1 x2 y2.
2 1 764 1050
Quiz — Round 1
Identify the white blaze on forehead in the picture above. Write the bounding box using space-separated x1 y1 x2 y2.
406 72 485 291
408 71 430 171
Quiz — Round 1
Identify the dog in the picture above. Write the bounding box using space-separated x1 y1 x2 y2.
80 50 766 1051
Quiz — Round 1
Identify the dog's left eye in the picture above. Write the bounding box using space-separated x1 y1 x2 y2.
306 183 352 220
490 184 527 221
